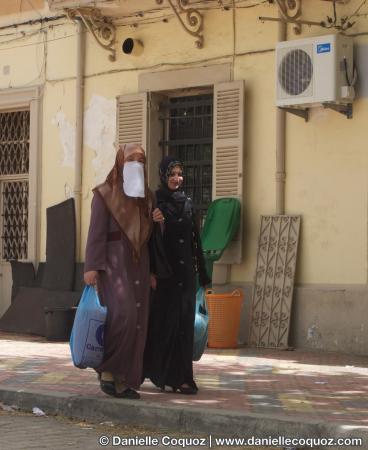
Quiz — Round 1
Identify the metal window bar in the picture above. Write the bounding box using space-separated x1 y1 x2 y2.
1 180 29 261
0 110 30 261
159 94 213 228
0 110 30 175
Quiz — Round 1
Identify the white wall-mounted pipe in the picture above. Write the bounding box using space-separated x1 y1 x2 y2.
74 19 85 261
276 13 286 215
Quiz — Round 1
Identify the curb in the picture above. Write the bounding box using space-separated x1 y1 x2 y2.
0 388 366 448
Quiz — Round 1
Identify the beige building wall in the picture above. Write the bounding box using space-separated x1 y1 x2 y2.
0 1 367 347
0 0 364 282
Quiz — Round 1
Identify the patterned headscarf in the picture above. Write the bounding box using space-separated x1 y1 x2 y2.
159 155 184 187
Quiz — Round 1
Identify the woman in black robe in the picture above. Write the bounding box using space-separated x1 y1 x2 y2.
144 156 210 395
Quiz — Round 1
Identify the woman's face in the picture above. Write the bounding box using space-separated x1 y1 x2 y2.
167 165 183 191
124 151 146 164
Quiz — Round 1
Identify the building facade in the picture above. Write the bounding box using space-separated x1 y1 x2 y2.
0 0 367 354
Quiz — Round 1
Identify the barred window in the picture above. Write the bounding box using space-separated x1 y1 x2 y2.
0 111 30 175
160 94 213 228
0 110 30 261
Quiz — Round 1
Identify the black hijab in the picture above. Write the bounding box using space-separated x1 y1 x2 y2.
158 155 186 205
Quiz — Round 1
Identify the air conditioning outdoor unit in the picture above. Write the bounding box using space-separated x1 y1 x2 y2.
276 34 355 109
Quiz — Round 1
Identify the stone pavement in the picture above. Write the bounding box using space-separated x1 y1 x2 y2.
0 412 109 450
0 331 367 449
0 411 222 450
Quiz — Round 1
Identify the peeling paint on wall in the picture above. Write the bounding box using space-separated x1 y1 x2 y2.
52 111 76 168
84 95 116 185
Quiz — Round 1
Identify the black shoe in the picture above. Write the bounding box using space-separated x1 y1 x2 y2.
115 388 141 399
100 380 115 397
172 384 198 395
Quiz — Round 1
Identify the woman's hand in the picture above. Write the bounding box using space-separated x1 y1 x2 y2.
152 208 165 223
150 273 157 290
84 270 98 286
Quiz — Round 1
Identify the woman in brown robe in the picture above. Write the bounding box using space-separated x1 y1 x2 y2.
84 144 158 399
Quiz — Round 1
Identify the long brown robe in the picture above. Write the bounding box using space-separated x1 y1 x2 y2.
84 192 150 389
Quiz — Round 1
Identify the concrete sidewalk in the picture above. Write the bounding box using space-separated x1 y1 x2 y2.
0 331 367 448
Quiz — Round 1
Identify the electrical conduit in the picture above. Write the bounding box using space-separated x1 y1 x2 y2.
74 19 85 261
276 13 286 215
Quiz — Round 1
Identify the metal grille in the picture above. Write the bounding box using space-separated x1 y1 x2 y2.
279 49 313 96
0 110 30 261
160 94 213 227
0 111 30 175
249 215 301 349
2 181 29 260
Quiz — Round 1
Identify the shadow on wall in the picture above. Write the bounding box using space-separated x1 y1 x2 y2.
354 44 368 98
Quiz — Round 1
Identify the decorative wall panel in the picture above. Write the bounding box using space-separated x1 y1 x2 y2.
249 215 301 349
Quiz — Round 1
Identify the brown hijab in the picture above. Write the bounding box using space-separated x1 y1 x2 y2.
93 144 153 261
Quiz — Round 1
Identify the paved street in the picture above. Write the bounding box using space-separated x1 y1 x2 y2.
0 411 208 450
0 411 108 450
0 411 274 450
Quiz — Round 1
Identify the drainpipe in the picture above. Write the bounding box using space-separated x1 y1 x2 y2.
276 14 286 215
74 19 85 261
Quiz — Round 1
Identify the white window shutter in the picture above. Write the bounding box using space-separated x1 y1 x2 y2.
213 80 244 265
116 93 148 149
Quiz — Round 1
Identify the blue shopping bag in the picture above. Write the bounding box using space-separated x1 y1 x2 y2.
70 285 107 369
193 287 209 361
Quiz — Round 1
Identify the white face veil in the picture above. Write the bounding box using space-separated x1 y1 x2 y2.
122 161 145 198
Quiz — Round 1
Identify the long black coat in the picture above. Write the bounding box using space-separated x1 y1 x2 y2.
143 188 210 390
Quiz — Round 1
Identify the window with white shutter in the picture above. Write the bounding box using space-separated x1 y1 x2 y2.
116 93 148 149
213 80 244 264
116 80 244 268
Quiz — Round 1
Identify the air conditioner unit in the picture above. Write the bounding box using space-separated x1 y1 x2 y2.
276 34 355 108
